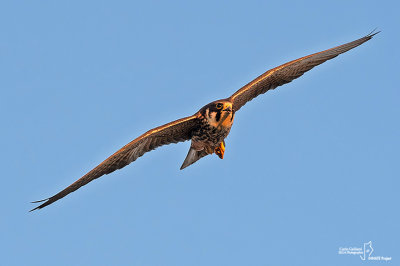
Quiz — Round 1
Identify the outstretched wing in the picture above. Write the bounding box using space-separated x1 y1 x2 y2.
31 115 200 211
229 31 379 112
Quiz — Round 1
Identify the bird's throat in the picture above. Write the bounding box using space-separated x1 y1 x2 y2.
205 109 234 129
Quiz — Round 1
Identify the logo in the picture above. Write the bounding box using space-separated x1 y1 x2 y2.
338 241 391 261
360 241 373 260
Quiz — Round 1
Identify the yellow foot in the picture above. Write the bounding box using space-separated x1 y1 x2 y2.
215 141 225 159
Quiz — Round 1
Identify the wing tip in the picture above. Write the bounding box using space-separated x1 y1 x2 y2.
29 206 40 212
29 198 50 212
30 198 48 203
366 28 381 38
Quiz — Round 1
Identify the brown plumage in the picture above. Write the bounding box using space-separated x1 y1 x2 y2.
31 115 201 211
31 31 378 211
229 31 379 111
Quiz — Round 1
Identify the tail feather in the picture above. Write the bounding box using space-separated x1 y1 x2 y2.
180 147 209 170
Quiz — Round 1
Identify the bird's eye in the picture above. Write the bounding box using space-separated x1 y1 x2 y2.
216 103 223 109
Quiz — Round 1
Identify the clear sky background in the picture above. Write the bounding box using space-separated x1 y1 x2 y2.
1 1 398 265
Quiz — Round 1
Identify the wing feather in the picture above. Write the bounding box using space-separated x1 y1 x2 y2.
31 115 200 211
229 31 379 111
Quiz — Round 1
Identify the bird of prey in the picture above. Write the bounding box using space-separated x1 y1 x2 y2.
31 31 379 211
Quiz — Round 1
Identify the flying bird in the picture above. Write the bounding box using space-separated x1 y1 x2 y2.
31 31 379 211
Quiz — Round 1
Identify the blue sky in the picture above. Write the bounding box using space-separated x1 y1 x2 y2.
1 1 398 265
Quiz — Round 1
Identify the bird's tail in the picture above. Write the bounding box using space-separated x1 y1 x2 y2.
180 146 209 170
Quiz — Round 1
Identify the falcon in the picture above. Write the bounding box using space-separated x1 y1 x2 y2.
31 31 379 211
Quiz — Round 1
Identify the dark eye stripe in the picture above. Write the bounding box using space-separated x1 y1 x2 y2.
215 110 221 122
208 108 212 118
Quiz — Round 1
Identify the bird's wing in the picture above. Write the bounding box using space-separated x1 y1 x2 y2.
31 114 200 211
229 31 379 112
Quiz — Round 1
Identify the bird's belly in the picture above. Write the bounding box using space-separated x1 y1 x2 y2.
192 125 232 150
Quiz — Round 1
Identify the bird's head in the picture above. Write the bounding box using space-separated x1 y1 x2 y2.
199 100 235 129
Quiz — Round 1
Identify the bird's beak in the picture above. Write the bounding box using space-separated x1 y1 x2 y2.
222 106 232 113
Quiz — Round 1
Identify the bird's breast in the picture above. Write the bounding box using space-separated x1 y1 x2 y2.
192 114 233 147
